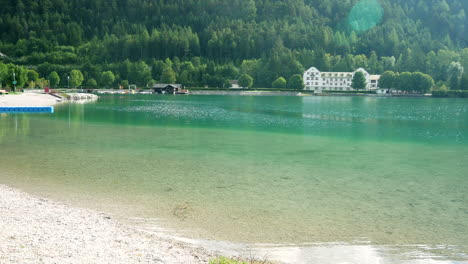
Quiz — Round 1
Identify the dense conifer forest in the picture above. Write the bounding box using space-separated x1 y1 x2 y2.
0 0 467 90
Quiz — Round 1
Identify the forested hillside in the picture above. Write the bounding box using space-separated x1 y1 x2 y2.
0 0 467 89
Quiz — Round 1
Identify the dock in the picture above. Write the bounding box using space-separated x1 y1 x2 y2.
0 106 54 113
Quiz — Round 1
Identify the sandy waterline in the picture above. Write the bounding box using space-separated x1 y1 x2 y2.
0 184 215 263
0 92 61 107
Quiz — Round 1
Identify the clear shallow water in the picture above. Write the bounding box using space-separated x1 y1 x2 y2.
0 95 467 263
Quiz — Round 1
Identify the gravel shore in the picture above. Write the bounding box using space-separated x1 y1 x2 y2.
0 184 215 264
0 92 61 107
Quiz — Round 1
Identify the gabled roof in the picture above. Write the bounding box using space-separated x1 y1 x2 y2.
153 84 182 88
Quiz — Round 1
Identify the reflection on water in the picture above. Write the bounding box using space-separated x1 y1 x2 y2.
0 95 467 263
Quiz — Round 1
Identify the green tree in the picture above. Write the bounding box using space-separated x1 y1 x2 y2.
396 72 413 92
288 74 304 89
27 81 36 88
411 72 434 93
379 71 397 88
351 71 366 91
223 79 232 88
272 77 287 89
85 78 98 87
27 69 39 82
36 78 49 89
449 74 460 90
48 71 60 88
0 63 8 88
69 69 84 88
368 51 380 73
4 64 28 91
100 71 115 88
447 62 464 90
121 80 130 89
161 67 176 83
239 74 254 88
460 75 468 90
148 79 157 88
129 61 152 86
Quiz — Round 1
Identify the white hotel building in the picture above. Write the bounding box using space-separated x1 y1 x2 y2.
303 67 380 93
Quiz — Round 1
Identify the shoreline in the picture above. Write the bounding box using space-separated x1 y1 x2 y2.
0 184 215 263
0 92 62 107
1 182 458 264
181 90 432 97
0 91 98 107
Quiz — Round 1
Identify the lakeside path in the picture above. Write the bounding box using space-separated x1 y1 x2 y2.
0 184 214 263
0 92 61 107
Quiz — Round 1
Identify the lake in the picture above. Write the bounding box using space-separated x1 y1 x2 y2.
0 95 467 263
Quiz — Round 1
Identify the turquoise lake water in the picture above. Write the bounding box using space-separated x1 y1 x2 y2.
0 95 467 263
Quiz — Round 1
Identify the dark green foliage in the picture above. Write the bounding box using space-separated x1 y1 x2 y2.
48 71 60 88
0 0 467 88
239 74 254 88
411 72 434 93
0 63 7 88
432 90 468 98
129 61 152 86
379 71 397 88
85 78 97 88
288 75 304 89
460 75 468 90
272 77 287 89
27 70 39 81
121 80 129 89
161 67 176 84
223 79 232 88
351 71 366 90
69 69 84 88
380 70 434 93
396 72 413 92
100 71 115 88
449 74 460 90
1 64 28 91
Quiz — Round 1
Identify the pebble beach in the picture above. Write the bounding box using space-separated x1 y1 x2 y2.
0 184 214 264
0 92 61 107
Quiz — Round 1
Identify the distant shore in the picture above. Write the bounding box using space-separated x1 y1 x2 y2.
190 90 305 96
189 89 431 97
0 184 214 263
